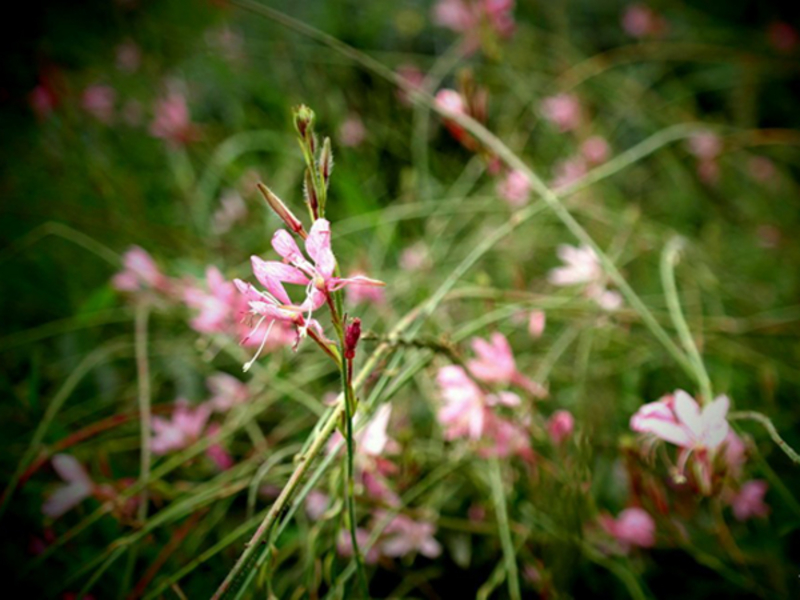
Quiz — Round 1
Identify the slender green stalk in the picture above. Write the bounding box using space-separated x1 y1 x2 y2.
729 411 800 465
489 458 521 600
660 237 713 402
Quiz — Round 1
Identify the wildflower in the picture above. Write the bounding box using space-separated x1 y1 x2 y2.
547 410 575 444
480 413 534 460
621 4 668 39
378 512 442 559
42 455 95 518
151 399 212 454
206 372 249 412
467 332 547 397
433 0 480 33
150 91 196 146
305 490 330 520
81 85 116 123
337 528 381 564
599 507 656 552
729 480 769 521
748 156 777 184
432 0 515 40
29 84 58 119
687 132 722 160
496 169 531 207
205 424 234 470
528 310 546 338
540 93 581 132
112 246 171 293
211 190 247 235
396 64 425 106
551 157 587 191
580 136 610 165
338 114 367 148
437 365 491 440
399 242 432 271
548 244 622 311
630 390 730 491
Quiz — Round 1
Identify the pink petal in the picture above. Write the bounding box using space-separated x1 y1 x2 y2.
52 454 92 487
42 483 93 518
306 219 336 278
673 390 702 439
251 257 305 304
271 229 304 263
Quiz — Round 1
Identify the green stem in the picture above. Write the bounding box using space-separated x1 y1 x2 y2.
728 411 800 465
489 458 521 600
660 237 713 402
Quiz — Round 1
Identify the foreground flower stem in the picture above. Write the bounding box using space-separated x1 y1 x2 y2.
489 457 521 600
660 237 714 403
729 411 800 465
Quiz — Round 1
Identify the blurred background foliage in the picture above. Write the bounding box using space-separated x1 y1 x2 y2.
2 0 800 598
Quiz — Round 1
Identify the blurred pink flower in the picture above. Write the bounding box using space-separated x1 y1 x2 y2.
432 0 515 40
112 246 170 293
207 372 249 412
600 507 656 552
768 21 799 53
437 365 490 440
621 4 668 39
305 490 329 520
541 94 581 132
730 480 769 521
211 190 247 235
42 455 95 518
379 512 442 559
435 88 466 115
150 91 196 146
184 267 240 335
551 157 587 191
481 413 533 460
547 410 575 444
81 85 116 123
337 527 381 564
696 159 720 185
528 310 546 338
346 270 387 306
548 244 622 311
358 404 397 457
151 399 212 454
338 114 366 147
581 136 610 165
205 423 234 470
399 242 432 271
496 169 531 207
748 156 776 184
687 132 722 160
115 40 141 73
396 64 425 105
468 332 547 397
722 430 747 478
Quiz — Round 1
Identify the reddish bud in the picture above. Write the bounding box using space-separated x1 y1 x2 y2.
344 318 362 360
257 183 306 237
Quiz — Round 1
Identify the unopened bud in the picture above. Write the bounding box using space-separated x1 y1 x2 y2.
293 104 315 139
319 136 333 185
303 169 319 217
344 318 361 360
257 183 307 238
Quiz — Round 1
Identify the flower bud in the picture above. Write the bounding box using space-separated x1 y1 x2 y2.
344 318 362 360
319 136 333 186
257 183 306 238
303 169 319 217
293 104 315 138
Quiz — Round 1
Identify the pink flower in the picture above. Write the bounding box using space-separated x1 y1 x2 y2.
346 271 387 306
480 413 533 460
151 399 212 454
112 246 170 293
337 527 381 564
551 157 587 191
621 4 668 39
396 64 425 106
305 490 329 520
205 424 234 470
433 0 480 33
115 40 141 73
528 310 546 338
730 480 769 521
687 132 722 160
541 94 581 132
435 88 466 115
358 404 397 457
547 410 575 444
211 190 247 235
437 365 490 440
468 332 547 397
496 169 531 207
150 91 196 146
600 507 656 552
748 156 777 184
630 390 730 452
378 512 442 559
722 430 747 478
29 84 58 119
580 136 610 165
207 372 249 412
432 0 515 40
184 267 239 335
548 244 622 311
43 455 95 518
399 242 431 271
338 114 366 147
82 85 116 123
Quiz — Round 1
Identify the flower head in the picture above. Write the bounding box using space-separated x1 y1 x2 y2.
151 399 212 455
541 94 581 132
599 507 656 552
467 332 547 397
81 85 116 123
547 410 575 444
548 244 622 311
112 246 171 294
43 455 95 518
150 91 197 146
378 512 442 559
729 480 769 521
497 169 531 207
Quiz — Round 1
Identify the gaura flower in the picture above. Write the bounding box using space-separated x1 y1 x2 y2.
540 93 581 132
496 169 531 207
151 399 212 455
112 246 171 293
43 455 95 518
729 480 769 521
467 332 547 398
599 507 656 553
548 244 623 311
547 409 575 444
378 512 442 559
